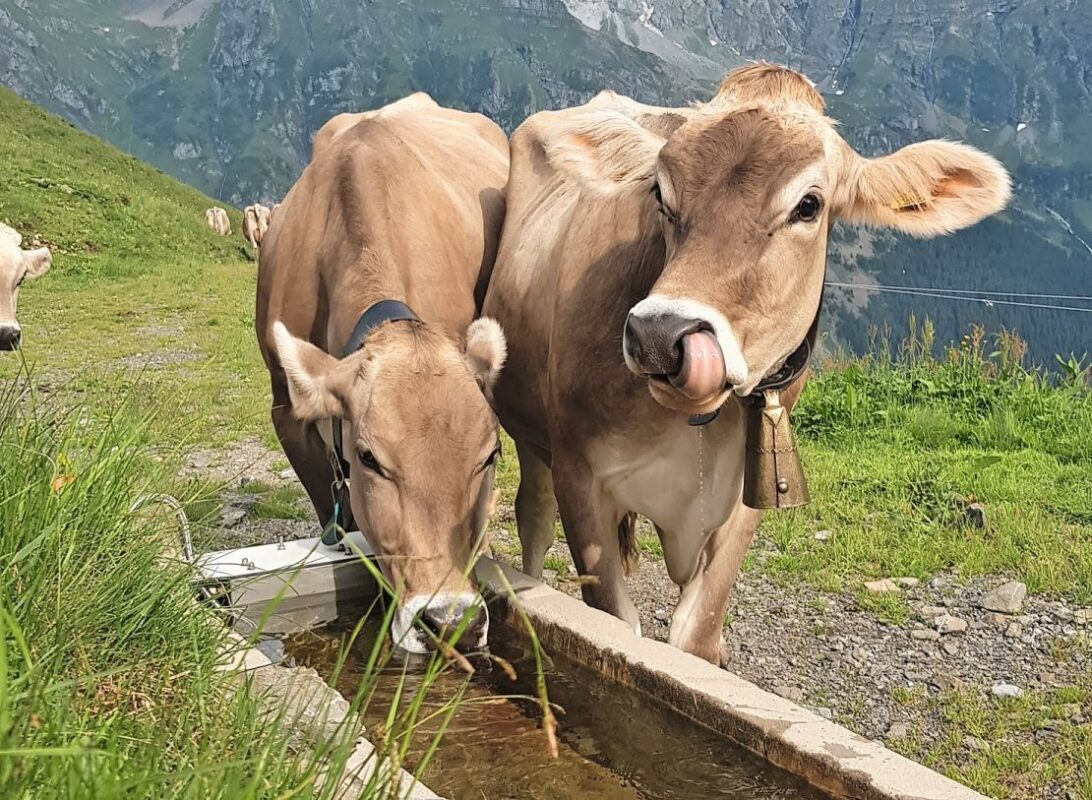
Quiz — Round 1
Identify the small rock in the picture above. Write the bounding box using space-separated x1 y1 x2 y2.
934 614 968 635
979 581 1027 614
896 577 920 589
277 467 296 480
942 641 960 656
220 507 248 528
1063 703 1083 720
985 612 1010 627
930 673 964 691
864 578 901 594
811 706 834 720
774 685 805 703
186 452 213 469
1004 622 1023 639
929 576 948 590
1075 609 1092 625
964 502 986 528
886 721 911 739
911 629 940 642
991 682 1023 698
541 569 558 582
652 608 671 622
814 529 832 541
918 605 947 621
963 735 989 752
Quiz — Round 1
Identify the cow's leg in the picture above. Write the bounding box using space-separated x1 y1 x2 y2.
271 395 350 530
668 502 760 665
552 456 640 633
515 443 557 577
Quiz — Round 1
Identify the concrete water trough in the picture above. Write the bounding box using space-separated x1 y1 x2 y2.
199 534 990 800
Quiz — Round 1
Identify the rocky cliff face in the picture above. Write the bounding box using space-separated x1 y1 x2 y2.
1 0 1089 360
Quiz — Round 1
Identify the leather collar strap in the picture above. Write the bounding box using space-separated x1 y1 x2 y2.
332 299 419 467
340 299 419 357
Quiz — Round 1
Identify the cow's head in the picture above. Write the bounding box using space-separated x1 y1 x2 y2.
0 225 52 351
273 318 507 654
552 63 1011 414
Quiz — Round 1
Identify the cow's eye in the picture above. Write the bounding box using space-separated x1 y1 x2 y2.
651 183 678 225
357 448 382 474
791 193 823 223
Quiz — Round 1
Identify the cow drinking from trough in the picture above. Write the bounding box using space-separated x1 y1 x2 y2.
483 64 1011 664
257 93 509 654
0 224 52 351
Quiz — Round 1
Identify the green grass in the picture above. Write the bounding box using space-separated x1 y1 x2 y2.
760 330 1092 605
889 682 1092 799
0 381 334 798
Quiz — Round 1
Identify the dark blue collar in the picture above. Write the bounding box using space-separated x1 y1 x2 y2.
341 299 419 356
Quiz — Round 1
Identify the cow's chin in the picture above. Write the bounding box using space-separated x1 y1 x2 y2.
647 378 730 417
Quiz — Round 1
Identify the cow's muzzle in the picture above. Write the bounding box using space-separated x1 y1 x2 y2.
624 312 728 401
0 325 21 351
391 592 489 655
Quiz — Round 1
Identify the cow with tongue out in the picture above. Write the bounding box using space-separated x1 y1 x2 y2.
483 63 1011 665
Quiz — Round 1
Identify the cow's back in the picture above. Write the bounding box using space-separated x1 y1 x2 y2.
258 96 508 367
484 96 688 455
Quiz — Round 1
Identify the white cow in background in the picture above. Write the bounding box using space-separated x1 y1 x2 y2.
0 223 52 351
204 207 231 236
242 203 272 249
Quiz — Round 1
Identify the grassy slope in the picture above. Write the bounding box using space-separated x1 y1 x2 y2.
0 86 269 447
3 90 1091 798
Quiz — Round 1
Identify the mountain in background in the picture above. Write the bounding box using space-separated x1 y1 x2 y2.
1 0 1089 363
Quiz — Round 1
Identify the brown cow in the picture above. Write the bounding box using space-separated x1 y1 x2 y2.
242 203 272 249
256 93 509 653
0 224 52 351
483 64 1010 664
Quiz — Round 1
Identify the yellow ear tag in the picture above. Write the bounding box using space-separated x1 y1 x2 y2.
891 193 927 212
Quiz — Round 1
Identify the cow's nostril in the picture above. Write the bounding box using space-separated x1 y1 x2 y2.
421 604 487 651
625 313 701 377
0 327 21 351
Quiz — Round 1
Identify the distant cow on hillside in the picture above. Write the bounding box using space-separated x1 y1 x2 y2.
242 204 272 249
0 224 52 351
204 207 231 236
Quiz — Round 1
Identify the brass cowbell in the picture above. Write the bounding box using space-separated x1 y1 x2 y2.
742 389 810 510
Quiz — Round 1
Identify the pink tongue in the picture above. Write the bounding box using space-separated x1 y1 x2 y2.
668 331 726 401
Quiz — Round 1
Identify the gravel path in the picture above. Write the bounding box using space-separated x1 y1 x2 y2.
487 519 1092 757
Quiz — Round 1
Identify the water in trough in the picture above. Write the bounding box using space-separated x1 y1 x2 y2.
285 613 826 800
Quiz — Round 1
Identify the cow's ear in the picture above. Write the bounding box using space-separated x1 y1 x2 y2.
273 322 352 420
0 225 21 248
835 140 1011 237
22 247 52 280
464 318 507 396
539 111 664 192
